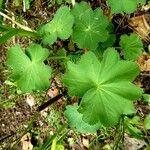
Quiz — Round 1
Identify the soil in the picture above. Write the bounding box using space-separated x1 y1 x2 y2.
0 0 150 150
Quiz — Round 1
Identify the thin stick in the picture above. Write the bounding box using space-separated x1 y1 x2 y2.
38 94 63 111
0 133 15 142
0 11 33 31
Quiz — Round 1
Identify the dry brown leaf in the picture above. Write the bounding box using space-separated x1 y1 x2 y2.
128 15 150 43
25 95 35 109
137 52 150 72
124 134 146 150
21 133 33 150
47 87 59 98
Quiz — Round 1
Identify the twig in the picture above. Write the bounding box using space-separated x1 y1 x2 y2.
38 93 64 111
0 11 33 31
0 133 15 142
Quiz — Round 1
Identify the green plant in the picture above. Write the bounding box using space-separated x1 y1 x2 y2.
144 114 150 130
71 2 109 49
0 0 5 10
3 0 148 145
64 48 142 127
0 24 37 44
107 0 146 13
14 0 31 11
120 33 143 61
38 6 74 45
124 116 143 139
7 44 52 92
64 103 101 133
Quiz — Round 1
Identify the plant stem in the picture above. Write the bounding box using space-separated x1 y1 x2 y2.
113 116 125 150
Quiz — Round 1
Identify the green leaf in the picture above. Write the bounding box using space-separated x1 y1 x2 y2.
126 124 143 139
72 2 109 50
107 0 146 14
7 44 52 92
71 1 91 22
124 116 143 139
120 33 143 61
64 104 101 133
143 94 150 103
0 24 38 44
63 48 142 126
144 114 150 130
23 0 30 10
101 34 116 48
38 6 74 45
91 45 105 61
0 30 17 44
0 0 5 10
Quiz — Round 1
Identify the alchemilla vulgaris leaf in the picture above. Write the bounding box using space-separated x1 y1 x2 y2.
7 44 52 92
38 6 74 45
120 33 143 61
64 104 101 133
72 2 109 50
107 0 146 14
63 48 143 127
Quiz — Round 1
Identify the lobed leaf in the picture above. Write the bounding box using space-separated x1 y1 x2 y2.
120 33 143 61
64 104 101 133
72 2 109 50
63 48 143 127
38 6 74 45
7 44 52 92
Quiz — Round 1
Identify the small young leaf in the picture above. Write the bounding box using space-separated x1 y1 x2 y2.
63 48 143 126
64 104 101 133
7 44 52 92
38 6 74 45
107 0 146 14
72 2 109 50
120 33 143 61
144 114 150 130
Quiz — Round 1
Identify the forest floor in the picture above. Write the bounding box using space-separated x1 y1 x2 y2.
0 0 150 150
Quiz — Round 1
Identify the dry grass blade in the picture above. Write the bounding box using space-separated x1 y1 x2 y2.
128 15 150 43
0 11 33 31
